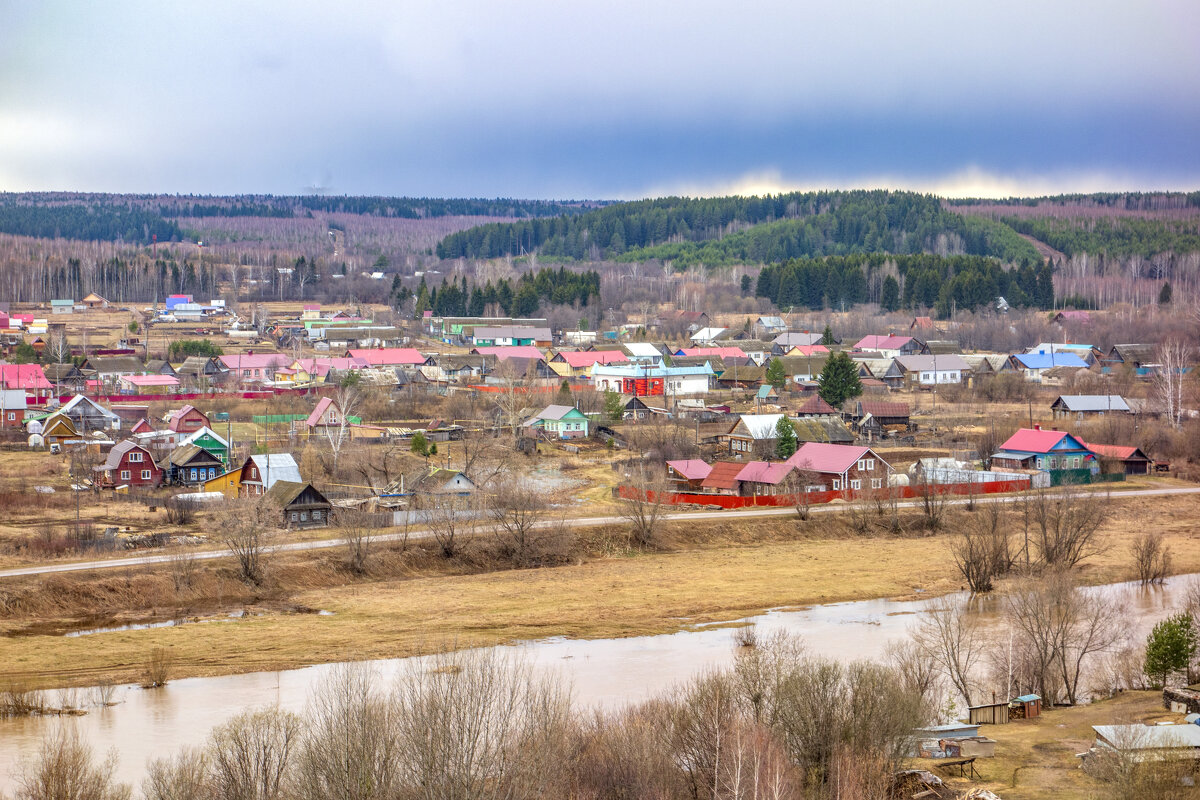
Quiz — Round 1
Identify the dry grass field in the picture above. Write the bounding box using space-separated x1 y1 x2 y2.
1 487 1198 690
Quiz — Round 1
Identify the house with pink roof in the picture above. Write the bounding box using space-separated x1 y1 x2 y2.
0 364 54 400
735 461 796 496
219 353 292 383
305 396 343 429
785 442 891 493
549 350 629 377
344 348 426 367
852 335 923 358
991 426 1097 477
666 459 712 490
676 346 749 361
120 374 180 394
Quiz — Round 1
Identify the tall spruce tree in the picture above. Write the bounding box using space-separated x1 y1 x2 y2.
817 351 863 409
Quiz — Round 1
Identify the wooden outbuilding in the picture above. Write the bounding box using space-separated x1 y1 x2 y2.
967 701 1010 726
1010 694 1042 719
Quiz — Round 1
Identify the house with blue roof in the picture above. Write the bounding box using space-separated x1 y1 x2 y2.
991 426 1098 485
1009 352 1090 382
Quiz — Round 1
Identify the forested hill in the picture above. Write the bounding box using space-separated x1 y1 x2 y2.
435 190 1043 265
0 194 601 243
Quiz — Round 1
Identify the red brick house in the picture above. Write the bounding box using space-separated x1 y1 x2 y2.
785 443 892 494
94 440 162 488
167 405 209 435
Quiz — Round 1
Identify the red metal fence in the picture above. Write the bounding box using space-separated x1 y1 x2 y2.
616 478 1032 510
65 388 316 404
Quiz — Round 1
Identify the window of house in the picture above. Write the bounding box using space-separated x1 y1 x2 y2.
291 512 298 521
190 468 197 481
141 470 151 480
1036 457 1044 468
312 510 323 520
850 479 861 490
300 512 308 522
832 479 841 490
857 459 865 471
871 478 882 489
120 470 130 480
6 412 13 421
251 468 258 478
129 451 142 462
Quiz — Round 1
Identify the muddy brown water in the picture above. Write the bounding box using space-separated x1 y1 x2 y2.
0 575 1189 790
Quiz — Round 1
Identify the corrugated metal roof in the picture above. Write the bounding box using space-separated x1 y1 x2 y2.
1012 352 1089 370
1094 724 1200 750
1052 395 1130 412
773 332 822 347
999 428 1085 453
854 334 914 350
701 461 746 490
737 414 785 439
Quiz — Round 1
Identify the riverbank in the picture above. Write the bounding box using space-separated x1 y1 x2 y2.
3 489 1199 690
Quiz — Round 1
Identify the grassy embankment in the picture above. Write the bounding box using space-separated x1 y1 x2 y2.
1 487 1199 690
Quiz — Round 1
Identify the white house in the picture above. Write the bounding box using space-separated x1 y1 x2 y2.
884 355 969 388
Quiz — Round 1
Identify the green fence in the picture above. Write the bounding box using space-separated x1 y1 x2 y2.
1049 469 1124 486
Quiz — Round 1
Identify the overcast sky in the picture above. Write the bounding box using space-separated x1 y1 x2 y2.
2 1 1197 199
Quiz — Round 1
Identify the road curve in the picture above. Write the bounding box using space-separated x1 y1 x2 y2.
1 485 1197 580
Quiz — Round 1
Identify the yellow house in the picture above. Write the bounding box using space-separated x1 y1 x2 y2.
204 468 242 498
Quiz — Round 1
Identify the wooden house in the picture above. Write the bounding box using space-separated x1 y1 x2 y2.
238 453 302 495
666 459 711 490
167 405 209 435
59 395 121 433
524 405 589 439
991 427 1098 479
38 412 79 445
722 414 785 456
1050 395 1130 419
784 443 892 493
623 395 670 420
203 468 243 498
161 443 225 486
0 389 26 428
93 440 162 488
1080 441 1153 475
266 481 332 530
81 293 109 309
699 461 746 495
304 397 343 430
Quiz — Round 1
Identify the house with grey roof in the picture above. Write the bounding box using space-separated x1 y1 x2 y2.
1050 395 1131 418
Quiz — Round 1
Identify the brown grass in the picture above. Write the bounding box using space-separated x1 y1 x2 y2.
1 489 1199 690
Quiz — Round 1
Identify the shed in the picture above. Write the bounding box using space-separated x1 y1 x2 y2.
968 701 1010 726
1010 694 1042 719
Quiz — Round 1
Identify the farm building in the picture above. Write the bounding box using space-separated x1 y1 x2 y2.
666 459 711 490
1081 441 1153 475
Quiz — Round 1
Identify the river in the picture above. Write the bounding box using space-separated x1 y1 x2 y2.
0 574 1190 790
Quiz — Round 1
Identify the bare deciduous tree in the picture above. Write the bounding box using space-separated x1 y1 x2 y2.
1130 531 1171 585
337 509 373 576
486 477 570 567
1026 483 1111 569
291 665 400 800
417 491 479 558
208 708 302 800
322 383 362 476
393 648 572 800
16 729 130 800
215 497 279 585
913 595 982 707
1154 340 1193 429
617 466 670 548
913 473 949 532
143 748 209 800
1004 574 1126 706
950 503 1015 593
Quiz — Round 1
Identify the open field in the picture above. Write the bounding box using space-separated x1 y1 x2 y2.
2 488 1199 690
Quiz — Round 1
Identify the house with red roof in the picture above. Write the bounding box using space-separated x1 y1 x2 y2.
795 396 837 416
1080 441 1152 475
785 442 891 494
700 461 747 495
991 426 1097 477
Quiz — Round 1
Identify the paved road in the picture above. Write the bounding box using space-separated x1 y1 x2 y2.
1 485 1197 579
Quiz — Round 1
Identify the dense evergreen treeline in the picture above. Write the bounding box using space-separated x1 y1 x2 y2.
0 201 181 243
999 216 1200 259
948 191 1200 210
401 267 601 318
756 254 1054 316
436 190 1042 264
0 194 597 243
